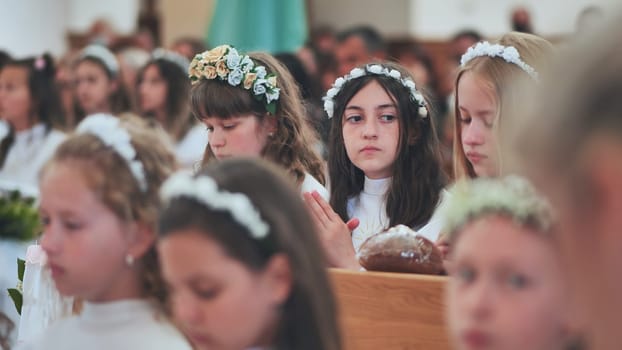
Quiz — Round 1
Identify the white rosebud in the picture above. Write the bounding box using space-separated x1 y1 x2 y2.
388 69 401 79
419 106 428 117
334 77 345 88
413 92 423 102
226 49 241 69
266 88 280 103
324 99 334 118
228 69 244 86
403 79 416 90
349 68 365 79
253 81 267 95
240 56 254 72
502 47 519 62
255 66 267 79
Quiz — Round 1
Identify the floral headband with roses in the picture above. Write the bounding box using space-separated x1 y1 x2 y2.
323 64 428 119
160 171 270 240
188 45 280 115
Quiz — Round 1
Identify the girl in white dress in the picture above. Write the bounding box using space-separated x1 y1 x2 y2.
72 45 132 124
21 114 191 350
157 158 341 350
136 49 207 169
304 62 445 269
441 176 576 350
188 45 328 199
0 54 66 192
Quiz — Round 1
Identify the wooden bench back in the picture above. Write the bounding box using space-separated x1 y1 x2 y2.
329 268 451 350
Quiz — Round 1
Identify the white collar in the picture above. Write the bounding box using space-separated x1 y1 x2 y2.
362 176 391 196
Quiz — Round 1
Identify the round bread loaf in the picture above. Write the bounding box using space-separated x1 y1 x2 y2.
358 225 444 275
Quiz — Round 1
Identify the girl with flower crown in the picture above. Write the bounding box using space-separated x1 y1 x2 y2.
73 45 132 123
20 114 191 350
441 176 578 350
188 45 328 198
136 49 207 168
0 54 66 193
453 32 553 179
304 61 446 269
157 158 341 350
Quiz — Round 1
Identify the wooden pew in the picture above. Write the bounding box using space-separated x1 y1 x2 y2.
329 268 450 350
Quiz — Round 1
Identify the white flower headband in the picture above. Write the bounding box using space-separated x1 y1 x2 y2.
460 41 539 80
152 48 190 72
81 45 119 75
189 45 280 115
439 175 553 238
76 114 147 192
160 171 270 240
323 64 428 119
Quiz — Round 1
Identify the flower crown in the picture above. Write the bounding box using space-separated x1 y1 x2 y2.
460 41 539 80
160 171 270 239
188 45 280 115
152 48 190 72
76 114 147 192
439 175 553 239
81 45 119 75
323 64 428 119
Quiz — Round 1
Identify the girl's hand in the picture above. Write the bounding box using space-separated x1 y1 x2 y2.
435 233 452 274
303 191 361 270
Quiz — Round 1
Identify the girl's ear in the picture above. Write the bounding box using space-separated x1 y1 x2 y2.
262 253 292 306
126 222 156 261
264 114 278 135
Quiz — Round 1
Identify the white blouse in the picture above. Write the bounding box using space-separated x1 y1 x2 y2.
20 299 192 350
0 124 65 191
175 124 208 169
347 176 445 251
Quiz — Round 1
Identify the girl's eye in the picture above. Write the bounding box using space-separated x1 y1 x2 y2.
460 116 471 125
195 287 219 300
40 216 51 227
205 126 214 132
507 273 529 290
345 115 362 123
222 124 236 130
64 221 83 231
380 114 395 122
455 266 476 284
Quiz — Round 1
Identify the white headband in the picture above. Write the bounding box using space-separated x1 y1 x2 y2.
323 64 428 119
152 48 190 72
76 114 147 192
81 45 119 75
460 41 539 80
160 171 270 239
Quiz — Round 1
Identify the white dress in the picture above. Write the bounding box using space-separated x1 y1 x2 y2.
19 299 192 350
175 124 208 169
0 124 65 191
347 176 446 251
301 172 329 201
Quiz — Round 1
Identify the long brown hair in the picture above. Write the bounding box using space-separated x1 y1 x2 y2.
453 32 554 179
136 59 194 141
327 61 445 229
158 158 341 350
189 51 325 186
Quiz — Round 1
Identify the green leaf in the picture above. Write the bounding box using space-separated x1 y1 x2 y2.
17 258 25 281
7 288 22 315
266 102 276 115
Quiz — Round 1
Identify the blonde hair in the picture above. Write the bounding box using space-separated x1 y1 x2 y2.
42 115 177 306
190 51 326 186
453 32 554 179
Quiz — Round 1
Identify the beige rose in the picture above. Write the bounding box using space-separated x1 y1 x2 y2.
243 72 257 89
202 45 228 63
216 61 229 78
267 76 277 87
203 65 217 80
